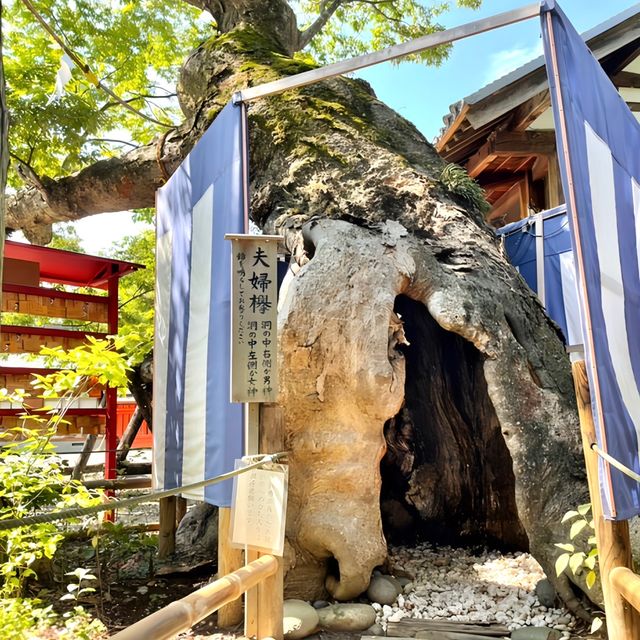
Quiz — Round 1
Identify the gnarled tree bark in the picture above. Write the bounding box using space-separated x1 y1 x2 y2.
6 5 595 612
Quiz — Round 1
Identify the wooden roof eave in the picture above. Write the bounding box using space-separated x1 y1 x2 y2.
434 103 469 153
436 8 640 162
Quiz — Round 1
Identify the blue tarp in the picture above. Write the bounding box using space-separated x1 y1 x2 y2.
498 206 581 348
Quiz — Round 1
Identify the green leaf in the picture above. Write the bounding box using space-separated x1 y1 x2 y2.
569 552 586 575
591 616 604 633
570 519 588 539
555 553 570 576
561 510 580 523
577 503 592 516
554 543 575 553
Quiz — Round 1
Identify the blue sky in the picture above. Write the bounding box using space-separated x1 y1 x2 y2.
357 0 640 141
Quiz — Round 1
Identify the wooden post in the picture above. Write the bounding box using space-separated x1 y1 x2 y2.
158 496 177 559
244 403 285 640
245 402 261 638
257 403 285 640
545 153 563 208
71 434 97 480
176 496 187 526
572 361 640 638
518 176 530 220
116 407 144 464
104 267 120 522
217 506 244 627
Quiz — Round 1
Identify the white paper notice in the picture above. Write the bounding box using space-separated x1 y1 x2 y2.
231 460 288 556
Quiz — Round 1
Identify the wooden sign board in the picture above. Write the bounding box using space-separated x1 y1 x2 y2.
226 235 281 403
231 457 288 556
3 258 40 287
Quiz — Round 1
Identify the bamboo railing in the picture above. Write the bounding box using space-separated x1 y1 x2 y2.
111 555 278 640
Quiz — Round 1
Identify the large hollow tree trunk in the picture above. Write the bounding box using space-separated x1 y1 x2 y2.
6 20 594 610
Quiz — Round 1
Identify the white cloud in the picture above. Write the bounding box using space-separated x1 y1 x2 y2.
484 42 543 85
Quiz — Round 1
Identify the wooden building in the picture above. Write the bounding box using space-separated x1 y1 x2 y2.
435 5 640 226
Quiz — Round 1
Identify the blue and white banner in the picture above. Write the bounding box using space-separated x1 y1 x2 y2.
542 1 640 519
153 101 246 507
498 207 582 350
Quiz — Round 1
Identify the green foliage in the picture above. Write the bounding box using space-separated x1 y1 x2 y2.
0 399 102 597
0 598 107 639
555 503 598 591
293 0 482 64
439 163 490 214
0 337 134 596
60 567 97 602
37 335 132 390
0 339 132 634
111 227 156 366
48 223 85 253
555 504 604 633
5 0 209 185
0 598 57 640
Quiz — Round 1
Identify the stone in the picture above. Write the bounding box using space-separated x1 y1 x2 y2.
511 628 562 640
367 575 400 605
535 579 557 608
365 623 385 636
312 600 329 609
317 603 377 632
382 574 403 592
175 503 218 559
283 599 319 639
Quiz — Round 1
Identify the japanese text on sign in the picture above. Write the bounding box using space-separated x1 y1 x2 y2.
231 458 288 556
228 235 280 403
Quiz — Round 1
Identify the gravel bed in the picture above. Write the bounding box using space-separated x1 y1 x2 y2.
379 543 578 636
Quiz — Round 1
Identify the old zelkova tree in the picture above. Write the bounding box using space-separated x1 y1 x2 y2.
5 0 593 615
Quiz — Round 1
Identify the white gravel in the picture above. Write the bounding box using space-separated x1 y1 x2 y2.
375 543 577 637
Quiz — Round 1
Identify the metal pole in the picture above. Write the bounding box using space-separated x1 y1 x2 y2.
535 213 546 306
234 3 540 104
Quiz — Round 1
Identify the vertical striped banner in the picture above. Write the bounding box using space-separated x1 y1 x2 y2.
153 101 246 507
542 1 640 519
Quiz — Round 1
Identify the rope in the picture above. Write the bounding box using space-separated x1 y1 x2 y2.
0 452 287 531
592 444 640 485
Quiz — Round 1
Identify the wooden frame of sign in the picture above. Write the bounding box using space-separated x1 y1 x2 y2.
226 234 281 404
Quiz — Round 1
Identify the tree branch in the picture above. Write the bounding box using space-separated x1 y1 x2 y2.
6 127 189 243
85 138 140 148
298 0 344 50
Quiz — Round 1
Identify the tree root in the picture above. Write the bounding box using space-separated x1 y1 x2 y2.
555 573 594 623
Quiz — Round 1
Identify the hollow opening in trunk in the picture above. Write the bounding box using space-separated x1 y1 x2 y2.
380 295 528 551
